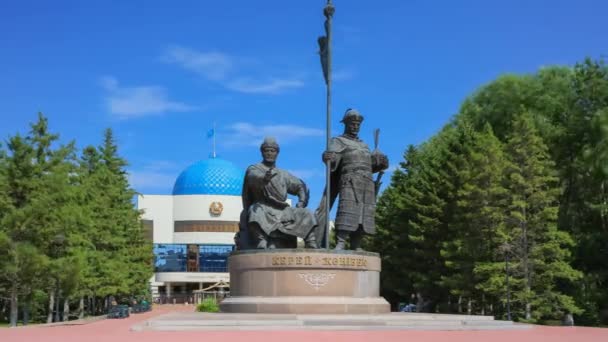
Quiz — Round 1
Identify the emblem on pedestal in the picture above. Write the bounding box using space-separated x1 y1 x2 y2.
209 201 223 216
298 272 336 290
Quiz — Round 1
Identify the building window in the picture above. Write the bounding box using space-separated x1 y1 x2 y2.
153 244 187 272
142 220 154 241
199 244 234 272
174 220 239 233
153 244 234 273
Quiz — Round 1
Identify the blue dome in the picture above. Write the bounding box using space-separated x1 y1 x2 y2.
172 158 244 196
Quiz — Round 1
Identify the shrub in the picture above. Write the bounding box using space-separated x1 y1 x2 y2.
196 298 219 313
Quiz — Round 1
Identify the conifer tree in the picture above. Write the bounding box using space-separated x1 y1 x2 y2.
503 113 582 322
565 60 608 324
74 146 104 315
1 115 152 324
440 122 508 315
369 138 451 311
368 58 607 322
1 133 40 326
402 127 462 311
1 113 83 324
368 145 418 305
93 129 152 301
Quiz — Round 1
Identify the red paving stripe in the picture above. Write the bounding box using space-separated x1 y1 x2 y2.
2 306 607 342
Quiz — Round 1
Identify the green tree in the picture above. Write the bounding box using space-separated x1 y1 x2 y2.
72 146 104 316
458 59 608 324
1 115 153 324
440 122 508 315
377 126 463 312
101 129 152 298
79 129 152 308
0 113 82 325
503 113 582 322
367 145 418 307
1 133 39 326
374 59 607 323
26 114 80 323
565 60 608 325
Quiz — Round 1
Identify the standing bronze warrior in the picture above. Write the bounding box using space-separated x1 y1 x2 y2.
317 109 389 250
237 137 319 249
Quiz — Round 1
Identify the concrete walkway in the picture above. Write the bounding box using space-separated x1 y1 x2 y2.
1 305 607 342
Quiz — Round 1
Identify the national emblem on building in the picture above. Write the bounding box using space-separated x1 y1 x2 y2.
209 201 223 216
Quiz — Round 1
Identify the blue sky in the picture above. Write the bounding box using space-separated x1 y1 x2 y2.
1 0 606 208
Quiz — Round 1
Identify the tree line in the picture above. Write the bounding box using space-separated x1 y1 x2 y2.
367 58 608 325
0 114 152 327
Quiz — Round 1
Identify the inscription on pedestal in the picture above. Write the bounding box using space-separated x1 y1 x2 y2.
271 255 313 266
298 272 336 290
270 255 368 268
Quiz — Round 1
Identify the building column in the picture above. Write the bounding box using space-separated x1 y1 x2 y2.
183 284 189 304
166 282 172 304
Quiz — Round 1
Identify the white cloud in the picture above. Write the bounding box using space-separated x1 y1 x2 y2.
163 46 305 95
227 78 304 94
224 122 324 147
101 76 196 118
163 46 233 81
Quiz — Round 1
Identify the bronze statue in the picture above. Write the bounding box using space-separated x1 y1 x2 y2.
237 137 319 249
317 109 389 250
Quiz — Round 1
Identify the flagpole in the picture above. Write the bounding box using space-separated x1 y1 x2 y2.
323 0 334 249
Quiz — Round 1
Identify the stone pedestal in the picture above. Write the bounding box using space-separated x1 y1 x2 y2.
220 249 390 314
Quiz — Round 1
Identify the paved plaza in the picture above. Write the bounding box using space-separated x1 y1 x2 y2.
1 305 607 342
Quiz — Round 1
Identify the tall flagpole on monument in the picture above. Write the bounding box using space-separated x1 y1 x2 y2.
319 0 335 248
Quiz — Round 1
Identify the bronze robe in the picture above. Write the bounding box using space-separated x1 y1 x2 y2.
242 163 316 239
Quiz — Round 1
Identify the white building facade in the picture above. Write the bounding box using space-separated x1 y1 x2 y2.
137 157 244 303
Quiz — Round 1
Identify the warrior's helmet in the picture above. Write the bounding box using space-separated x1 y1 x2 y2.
340 108 364 123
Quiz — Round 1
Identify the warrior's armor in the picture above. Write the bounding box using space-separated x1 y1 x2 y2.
327 135 384 233
316 108 389 250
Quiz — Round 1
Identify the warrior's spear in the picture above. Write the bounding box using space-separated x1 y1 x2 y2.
318 0 334 248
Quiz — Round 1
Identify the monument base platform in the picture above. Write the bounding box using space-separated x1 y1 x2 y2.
133 312 529 331
220 296 389 314
221 249 390 314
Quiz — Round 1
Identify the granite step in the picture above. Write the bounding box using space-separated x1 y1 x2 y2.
138 324 530 331
132 312 532 331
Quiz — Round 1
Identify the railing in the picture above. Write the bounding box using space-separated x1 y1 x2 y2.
154 291 230 305
154 294 194 304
